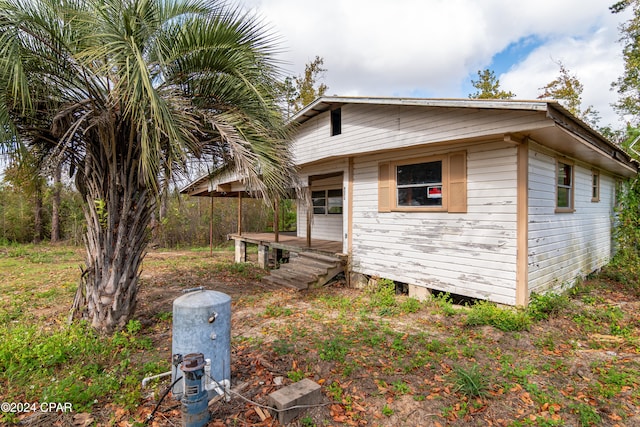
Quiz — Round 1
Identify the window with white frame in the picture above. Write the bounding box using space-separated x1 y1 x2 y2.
556 160 574 211
312 189 343 214
591 170 600 202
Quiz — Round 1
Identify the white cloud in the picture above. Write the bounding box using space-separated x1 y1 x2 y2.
241 0 632 128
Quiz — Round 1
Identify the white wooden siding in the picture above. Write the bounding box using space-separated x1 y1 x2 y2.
293 104 551 165
528 145 616 294
350 141 519 305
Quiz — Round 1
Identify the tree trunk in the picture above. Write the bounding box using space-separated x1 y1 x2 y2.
33 188 43 243
70 129 155 334
51 163 61 243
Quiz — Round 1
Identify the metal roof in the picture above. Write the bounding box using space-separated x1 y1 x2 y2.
292 96 552 124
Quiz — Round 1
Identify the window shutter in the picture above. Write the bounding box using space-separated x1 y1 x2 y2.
448 152 467 213
378 162 391 212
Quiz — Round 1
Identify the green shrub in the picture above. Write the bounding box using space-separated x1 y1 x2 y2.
399 297 422 313
369 278 397 309
430 292 459 316
527 292 571 321
465 300 531 331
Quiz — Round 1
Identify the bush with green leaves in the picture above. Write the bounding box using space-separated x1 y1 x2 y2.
527 292 571 321
465 300 531 332
611 174 640 292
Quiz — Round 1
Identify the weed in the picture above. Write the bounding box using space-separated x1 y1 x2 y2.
452 364 490 398
381 404 394 416
399 297 422 313
407 350 434 371
7 245 30 257
263 304 293 317
368 278 397 314
528 292 571 321
327 381 344 401
0 321 128 412
156 311 172 321
342 361 359 377
461 342 480 358
319 337 348 362
317 295 354 310
287 370 305 382
112 320 152 350
430 292 459 316
590 364 634 398
27 252 53 263
465 301 531 331
391 336 407 353
300 415 315 427
214 261 263 279
271 339 295 355
569 402 601 426
534 333 557 351
391 380 411 394
610 321 632 337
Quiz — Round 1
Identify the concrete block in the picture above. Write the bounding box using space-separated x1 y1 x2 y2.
349 272 368 289
409 284 431 301
234 239 246 263
257 244 269 269
268 378 321 424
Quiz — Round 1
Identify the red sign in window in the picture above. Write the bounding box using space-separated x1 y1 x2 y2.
427 186 442 199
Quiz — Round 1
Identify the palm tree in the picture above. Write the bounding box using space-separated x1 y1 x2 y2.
0 0 296 333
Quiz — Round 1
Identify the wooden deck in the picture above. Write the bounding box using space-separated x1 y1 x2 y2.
229 232 343 256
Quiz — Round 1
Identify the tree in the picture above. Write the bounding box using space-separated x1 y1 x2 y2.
50 162 61 243
469 69 515 99
0 0 296 333
537 61 600 127
611 0 640 121
2 151 47 243
280 56 328 116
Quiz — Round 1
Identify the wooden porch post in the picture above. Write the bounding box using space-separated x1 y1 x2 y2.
306 188 312 248
209 195 214 256
273 198 280 243
237 192 242 236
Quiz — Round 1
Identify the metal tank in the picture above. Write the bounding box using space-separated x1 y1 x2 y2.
171 289 231 401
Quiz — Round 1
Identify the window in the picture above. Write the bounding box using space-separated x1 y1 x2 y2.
591 170 600 202
556 160 574 212
378 152 467 213
312 189 343 214
330 108 341 136
397 161 443 207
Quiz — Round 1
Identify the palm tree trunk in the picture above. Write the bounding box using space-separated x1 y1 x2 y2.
70 132 154 334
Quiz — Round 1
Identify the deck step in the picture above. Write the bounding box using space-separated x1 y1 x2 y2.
265 251 344 290
298 251 344 264
263 275 308 291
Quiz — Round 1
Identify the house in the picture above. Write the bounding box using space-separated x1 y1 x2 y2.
182 97 638 306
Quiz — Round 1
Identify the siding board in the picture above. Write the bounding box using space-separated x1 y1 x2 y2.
348 142 519 305
527 144 616 294
293 104 550 165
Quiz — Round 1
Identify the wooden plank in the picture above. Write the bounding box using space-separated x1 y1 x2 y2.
516 140 529 306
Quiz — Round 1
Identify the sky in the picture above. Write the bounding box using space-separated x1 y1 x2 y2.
239 0 633 129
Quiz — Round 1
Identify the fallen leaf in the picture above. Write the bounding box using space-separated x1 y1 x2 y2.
73 413 94 427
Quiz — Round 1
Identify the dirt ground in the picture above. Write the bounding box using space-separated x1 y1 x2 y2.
16 249 640 427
